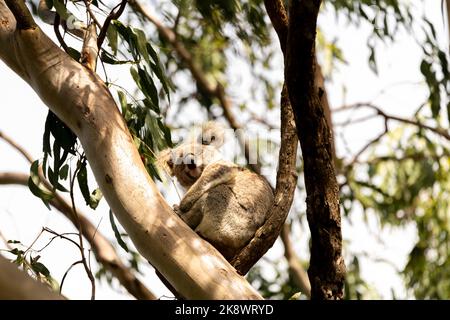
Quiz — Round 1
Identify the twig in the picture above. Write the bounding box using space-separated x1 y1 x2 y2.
69 160 96 300
54 13 70 53
0 131 33 163
335 102 450 141
349 118 389 168
60 260 83 294
83 0 102 28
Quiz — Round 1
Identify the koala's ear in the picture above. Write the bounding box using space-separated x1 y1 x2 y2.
198 121 225 148
156 148 175 176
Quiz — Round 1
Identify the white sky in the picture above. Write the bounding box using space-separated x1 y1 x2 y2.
0 0 447 299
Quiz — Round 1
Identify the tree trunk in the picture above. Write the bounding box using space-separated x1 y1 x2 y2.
285 0 346 300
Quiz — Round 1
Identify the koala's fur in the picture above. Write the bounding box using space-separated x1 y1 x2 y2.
158 122 273 260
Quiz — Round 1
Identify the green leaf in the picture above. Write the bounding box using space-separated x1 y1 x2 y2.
134 28 151 66
31 262 51 277
53 0 69 20
106 23 118 55
28 160 53 209
109 210 129 252
117 90 128 115
77 162 102 209
77 162 92 208
45 0 53 10
147 43 172 99
138 67 159 108
67 47 81 62
90 188 103 210
45 111 77 155
100 51 133 65
9 248 24 256
59 164 69 180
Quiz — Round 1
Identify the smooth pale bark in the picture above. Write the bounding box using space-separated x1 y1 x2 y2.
0 2 261 299
0 255 65 299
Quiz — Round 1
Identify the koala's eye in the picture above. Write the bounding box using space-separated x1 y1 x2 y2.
202 135 215 145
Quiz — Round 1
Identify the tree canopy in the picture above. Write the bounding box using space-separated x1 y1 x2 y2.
0 0 449 300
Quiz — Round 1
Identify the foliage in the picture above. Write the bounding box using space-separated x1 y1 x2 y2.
8 0 450 299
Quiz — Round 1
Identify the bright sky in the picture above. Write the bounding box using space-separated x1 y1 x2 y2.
0 0 446 299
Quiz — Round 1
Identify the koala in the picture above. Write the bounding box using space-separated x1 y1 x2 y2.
158 122 274 260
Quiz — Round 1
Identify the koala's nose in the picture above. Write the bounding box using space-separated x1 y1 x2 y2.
184 153 196 166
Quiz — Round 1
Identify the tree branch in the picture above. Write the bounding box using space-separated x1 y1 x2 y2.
285 0 345 299
0 172 157 300
231 84 298 274
0 0 261 299
335 102 450 140
264 0 337 165
81 22 98 71
4 0 35 30
0 254 65 299
280 224 311 298
264 0 288 53
0 131 157 300
0 131 33 163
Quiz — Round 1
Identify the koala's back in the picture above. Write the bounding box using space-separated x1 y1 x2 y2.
195 169 273 260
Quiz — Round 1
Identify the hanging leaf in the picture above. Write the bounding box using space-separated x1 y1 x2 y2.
28 160 53 209
109 210 129 252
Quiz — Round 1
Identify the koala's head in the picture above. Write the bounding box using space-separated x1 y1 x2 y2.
158 143 222 188
157 121 225 188
197 121 225 148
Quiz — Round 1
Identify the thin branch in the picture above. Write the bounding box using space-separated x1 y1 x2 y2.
83 0 102 28
4 0 36 30
231 84 298 274
38 0 86 38
59 260 83 294
69 162 94 300
81 22 99 71
0 131 33 163
335 102 450 140
349 118 389 168
54 12 70 53
334 113 377 127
